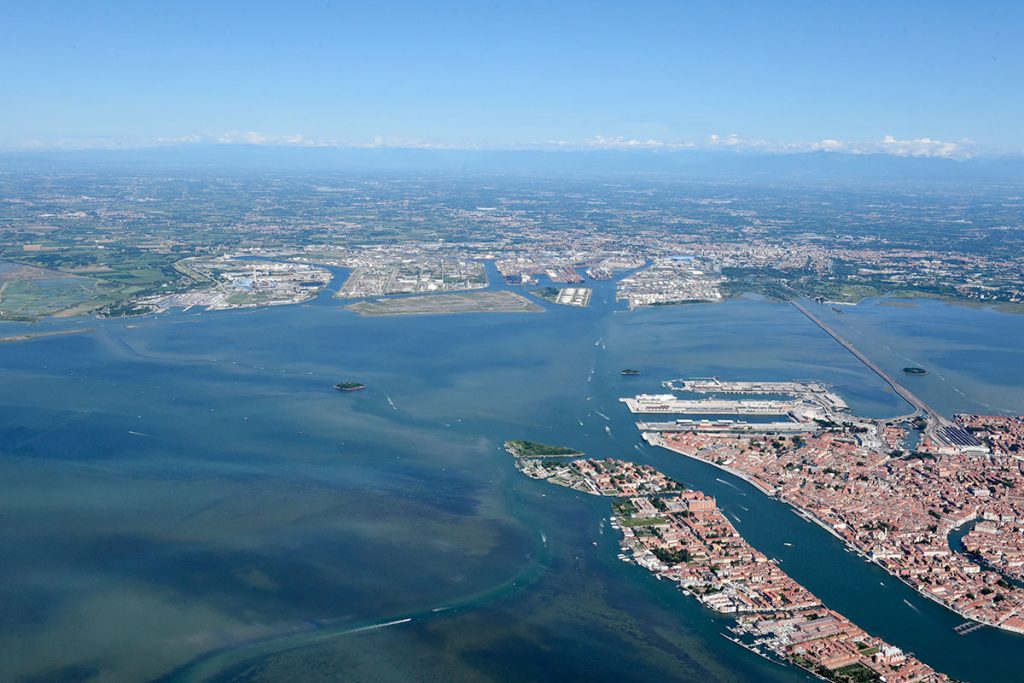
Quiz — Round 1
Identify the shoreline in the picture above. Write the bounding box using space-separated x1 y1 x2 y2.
643 433 776 497
647 436 1018 635
548 454 952 681
0 327 95 343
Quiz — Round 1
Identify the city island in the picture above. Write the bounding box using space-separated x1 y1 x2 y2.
512 451 950 683
622 377 1024 637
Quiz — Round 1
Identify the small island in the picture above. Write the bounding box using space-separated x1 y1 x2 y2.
530 286 592 308
504 440 583 458
530 286 561 302
621 368 640 376
333 381 366 392
902 366 928 375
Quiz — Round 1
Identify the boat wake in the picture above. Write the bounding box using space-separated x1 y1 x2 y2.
715 477 744 493
903 599 921 613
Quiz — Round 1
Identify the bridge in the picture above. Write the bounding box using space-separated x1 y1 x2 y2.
790 300 950 428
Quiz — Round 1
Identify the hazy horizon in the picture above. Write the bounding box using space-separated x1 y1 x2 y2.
3 2 1022 156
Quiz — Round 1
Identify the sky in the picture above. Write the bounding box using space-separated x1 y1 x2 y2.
2 1 1022 157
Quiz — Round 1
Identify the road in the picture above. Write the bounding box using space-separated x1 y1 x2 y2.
790 300 949 427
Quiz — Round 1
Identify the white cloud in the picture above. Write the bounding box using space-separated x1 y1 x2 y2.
217 130 274 145
700 133 975 159
879 134 971 158
708 133 745 147
811 138 846 152
18 135 128 150
19 129 977 159
349 135 471 150
588 135 663 149
499 132 977 158
149 131 472 150
580 135 696 150
155 134 204 144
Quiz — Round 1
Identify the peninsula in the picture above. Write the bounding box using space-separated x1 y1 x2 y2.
0 327 95 343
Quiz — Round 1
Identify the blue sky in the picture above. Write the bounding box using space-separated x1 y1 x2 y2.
2 1 1021 156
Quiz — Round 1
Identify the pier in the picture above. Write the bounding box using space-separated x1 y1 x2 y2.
954 621 985 636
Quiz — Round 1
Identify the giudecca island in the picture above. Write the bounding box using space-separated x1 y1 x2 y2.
512 451 950 682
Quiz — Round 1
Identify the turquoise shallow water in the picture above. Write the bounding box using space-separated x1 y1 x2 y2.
1 276 1023 682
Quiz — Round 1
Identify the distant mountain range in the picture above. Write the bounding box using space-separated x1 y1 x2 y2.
3 145 1024 183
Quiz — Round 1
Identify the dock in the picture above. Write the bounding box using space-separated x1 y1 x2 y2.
636 420 815 434
621 394 797 415
954 621 985 635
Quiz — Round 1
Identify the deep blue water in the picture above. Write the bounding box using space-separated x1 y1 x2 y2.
1 275 1023 682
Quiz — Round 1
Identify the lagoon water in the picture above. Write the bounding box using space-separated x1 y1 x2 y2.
2 271 1023 682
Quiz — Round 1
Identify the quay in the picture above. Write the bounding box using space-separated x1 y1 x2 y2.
636 419 815 434
620 395 797 415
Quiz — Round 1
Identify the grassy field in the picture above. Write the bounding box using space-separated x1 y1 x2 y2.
0 262 113 321
619 516 669 528
505 440 582 457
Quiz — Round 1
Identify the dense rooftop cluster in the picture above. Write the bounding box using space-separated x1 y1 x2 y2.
519 455 949 682
649 414 1024 633
2 172 1023 320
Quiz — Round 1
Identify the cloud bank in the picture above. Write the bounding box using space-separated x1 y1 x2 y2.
15 131 979 159
551 133 975 158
